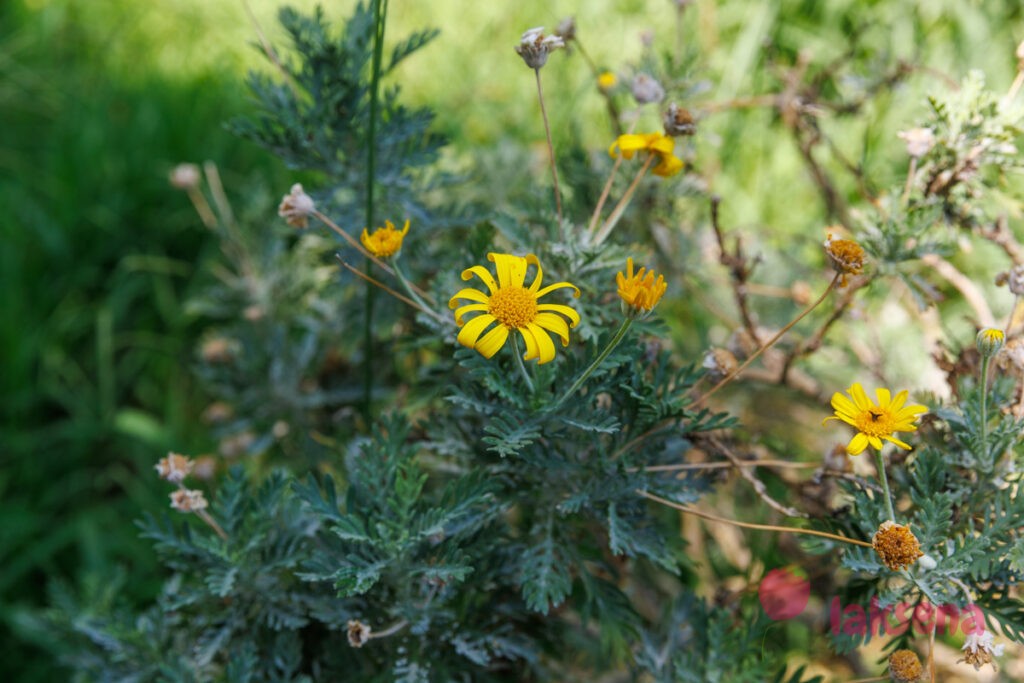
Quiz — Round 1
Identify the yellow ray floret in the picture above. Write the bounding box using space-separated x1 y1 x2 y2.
822 382 927 455
449 253 580 364
608 132 684 178
616 258 667 315
360 219 409 258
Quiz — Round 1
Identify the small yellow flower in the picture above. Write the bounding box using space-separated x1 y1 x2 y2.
616 258 667 317
888 649 923 682
608 132 684 177
823 232 866 285
872 521 924 571
449 253 580 364
598 71 617 90
360 219 409 258
823 383 926 455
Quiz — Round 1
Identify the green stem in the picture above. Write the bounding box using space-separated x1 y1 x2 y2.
553 318 634 409
362 0 389 421
979 354 990 464
534 68 562 224
510 334 534 394
874 449 897 522
392 261 443 322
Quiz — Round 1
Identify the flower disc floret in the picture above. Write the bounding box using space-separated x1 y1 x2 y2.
449 253 580 364
872 521 924 571
360 219 409 258
888 649 923 682
823 383 926 455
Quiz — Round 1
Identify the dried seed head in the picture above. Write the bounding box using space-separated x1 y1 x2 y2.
824 232 866 285
514 27 564 69
632 73 665 105
555 16 576 42
278 183 316 229
191 456 217 481
155 452 194 484
169 163 201 190
202 401 234 425
897 128 935 158
958 632 1004 671
347 620 372 648
995 264 1024 295
170 488 208 513
219 431 255 459
872 521 924 571
702 348 738 383
888 649 923 682
200 337 236 364
663 102 696 137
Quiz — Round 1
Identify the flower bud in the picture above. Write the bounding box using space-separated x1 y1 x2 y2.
976 328 1005 358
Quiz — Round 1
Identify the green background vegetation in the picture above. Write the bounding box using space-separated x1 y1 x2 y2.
2 0 1023 679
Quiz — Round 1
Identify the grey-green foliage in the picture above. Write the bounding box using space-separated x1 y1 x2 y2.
228 3 449 229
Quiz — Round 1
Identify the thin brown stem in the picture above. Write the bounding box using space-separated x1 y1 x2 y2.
587 156 623 235
709 437 806 518
902 155 918 205
635 460 819 472
693 273 841 407
341 261 447 324
637 490 872 548
185 187 217 229
710 196 761 343
534 68 563 224
593 154 655 245
195 510 229 541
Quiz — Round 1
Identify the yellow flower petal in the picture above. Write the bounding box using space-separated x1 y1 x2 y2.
461 266 499 294
536 280 581 300
848 383 870 410
847 432 869 455
526 322 556 364
489 253 529 289
537 303 580 327
453 303 489 326
890 390 909 412
457 314 496 348
884 435 912 450
475 325 509 359
876 388 892 409
449 287 490 307
533 312 571 346
831 392 858 416
519 326 539 360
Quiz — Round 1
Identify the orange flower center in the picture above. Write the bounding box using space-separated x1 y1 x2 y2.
854 408 895 438
488 286 537 329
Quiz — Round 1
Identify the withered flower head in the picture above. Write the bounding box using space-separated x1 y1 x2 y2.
555 16 576 42
702 348 737 383
958 632 1004 671
872 521 924 571
278 183 316 229
995 263 1024 296
347 620 372 648
663 102 696 137
888 649 923 682
824 232 866 285
168 163 201 190
155 452 194 484
514 27 564 69
170 489 208 513
200 337 236 364
632 73 665 105
897 128 935 158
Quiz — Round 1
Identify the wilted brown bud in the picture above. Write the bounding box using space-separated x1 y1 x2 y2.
872 521 923 571
514 27 564 69
663 102 696 137
155 452 194 484
170 489 208 513
632 73 664 104
347 620 371 648
278 183 316 229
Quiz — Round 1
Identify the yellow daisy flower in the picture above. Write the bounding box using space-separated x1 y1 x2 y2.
823 383 927 455
616 258 667 316
449 253 580 364
598 71 617 90
360 219 409 258
608 132 684 178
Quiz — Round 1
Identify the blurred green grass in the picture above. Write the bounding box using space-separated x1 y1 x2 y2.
3 0 1024 678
